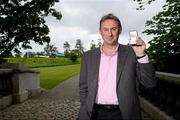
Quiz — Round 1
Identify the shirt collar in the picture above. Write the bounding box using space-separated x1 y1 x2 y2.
100 44 119 56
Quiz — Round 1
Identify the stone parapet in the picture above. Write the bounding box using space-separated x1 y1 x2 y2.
1 62 28 71
0 63 40 109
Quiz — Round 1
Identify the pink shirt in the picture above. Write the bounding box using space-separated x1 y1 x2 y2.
95 44 149 105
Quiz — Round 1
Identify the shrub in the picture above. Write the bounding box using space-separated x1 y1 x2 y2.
69 52 78 63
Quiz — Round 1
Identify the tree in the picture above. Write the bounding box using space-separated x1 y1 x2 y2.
75 39 84 57
0 0 62 58
14 51 22 57
133 0 156 10
68 50 78 63
24 51 36 57
44 43 58 57
36 51 45 56
90 40 96 50
134 0 180 73
63 41 70 56
97 38 102 47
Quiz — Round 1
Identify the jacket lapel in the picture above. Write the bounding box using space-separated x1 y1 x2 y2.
116 45 128 86
93 48 101 90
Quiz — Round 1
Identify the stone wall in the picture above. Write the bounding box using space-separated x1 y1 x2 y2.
0 63 40 109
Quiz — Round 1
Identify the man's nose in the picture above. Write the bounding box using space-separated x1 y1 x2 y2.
108 29 113 36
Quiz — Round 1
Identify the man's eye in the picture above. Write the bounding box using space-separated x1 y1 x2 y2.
103 28 108 31
112 28 118 31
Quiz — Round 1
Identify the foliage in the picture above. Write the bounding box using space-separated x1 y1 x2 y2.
142 0 180 73
0 58 6 63
36 51 45 56
63 41 70 56
14 51 22 57
97 38 102 47
24 51 36 57
5 57 80 68
90 40 96 50
33 64 80 89
44 43 58 57
68 50 78 63
75 39 84 57
133 0 156 10
0 0 62 58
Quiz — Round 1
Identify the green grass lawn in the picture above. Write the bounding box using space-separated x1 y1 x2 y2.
33 64 80 89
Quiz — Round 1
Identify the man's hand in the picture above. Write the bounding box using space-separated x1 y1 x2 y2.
132 37 146 57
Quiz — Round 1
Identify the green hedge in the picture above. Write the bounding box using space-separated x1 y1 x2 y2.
5 57 80 68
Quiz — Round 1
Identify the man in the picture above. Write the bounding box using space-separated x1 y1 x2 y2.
78 13 156 120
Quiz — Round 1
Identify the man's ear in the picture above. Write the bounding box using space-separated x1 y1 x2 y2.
119 29 122 35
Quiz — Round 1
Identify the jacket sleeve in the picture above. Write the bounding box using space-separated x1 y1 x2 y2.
78 53 91 120
136 62 157 88
128 45 157 89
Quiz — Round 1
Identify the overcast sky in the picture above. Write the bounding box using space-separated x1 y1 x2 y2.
27 0 165 53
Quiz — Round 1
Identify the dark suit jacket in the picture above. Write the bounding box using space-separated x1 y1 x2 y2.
79 44 156 120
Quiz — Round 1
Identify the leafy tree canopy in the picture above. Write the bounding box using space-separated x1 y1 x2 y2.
133 0 156 10
0 0 62 58
75 39 84 57
90 40 96 50
63 41 70 56
44 43 58 57
135 0 180 73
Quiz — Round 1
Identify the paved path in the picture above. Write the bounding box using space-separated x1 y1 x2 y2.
0 75 80 120
0 75 153 120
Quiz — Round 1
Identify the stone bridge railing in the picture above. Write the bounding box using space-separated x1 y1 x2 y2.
139 71 180 120
0 69 13 98
0 63 40 109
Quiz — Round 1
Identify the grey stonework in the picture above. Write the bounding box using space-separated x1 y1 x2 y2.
0 63 40 109
0 97 80 120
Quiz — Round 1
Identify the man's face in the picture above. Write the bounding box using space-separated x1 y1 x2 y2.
100 19 120 46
